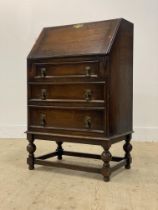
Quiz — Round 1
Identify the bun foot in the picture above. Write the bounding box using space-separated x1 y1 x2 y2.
103 176 110 182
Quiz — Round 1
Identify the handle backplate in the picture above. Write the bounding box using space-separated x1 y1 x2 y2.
85 66 91 77
84 89 92 102
40 67 46 78
41 89 47 100
84 116 91 129
40 114 46 127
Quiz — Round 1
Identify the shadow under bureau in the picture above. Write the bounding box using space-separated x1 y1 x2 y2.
26 18 133 182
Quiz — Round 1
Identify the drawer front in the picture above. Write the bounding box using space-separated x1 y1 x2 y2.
29 107 104 132
29 84 104 102
28 61 101 81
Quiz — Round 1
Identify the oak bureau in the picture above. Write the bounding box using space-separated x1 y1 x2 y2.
26 18 134 181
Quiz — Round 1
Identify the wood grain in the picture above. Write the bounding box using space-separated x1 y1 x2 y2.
28 19 121 58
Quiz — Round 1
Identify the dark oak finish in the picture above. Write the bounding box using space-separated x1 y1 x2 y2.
26 18 134 181
29 107 104 131
29 83 104 101
29 61 101 81
28 19 121 58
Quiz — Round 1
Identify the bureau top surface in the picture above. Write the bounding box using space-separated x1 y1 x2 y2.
28 18 130 59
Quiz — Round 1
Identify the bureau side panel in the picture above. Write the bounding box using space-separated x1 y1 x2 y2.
109 20 133 136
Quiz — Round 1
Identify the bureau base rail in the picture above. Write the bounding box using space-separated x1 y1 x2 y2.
34 151 126 179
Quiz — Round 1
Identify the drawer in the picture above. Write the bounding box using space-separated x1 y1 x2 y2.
29 83 104 102
28 61 101 81
29 107 104 132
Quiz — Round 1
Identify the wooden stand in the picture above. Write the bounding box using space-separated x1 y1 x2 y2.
27 133 132 182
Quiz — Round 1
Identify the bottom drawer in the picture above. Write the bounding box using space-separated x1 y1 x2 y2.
29 107 104 132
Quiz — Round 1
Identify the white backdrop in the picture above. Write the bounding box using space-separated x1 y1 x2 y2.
0 0 158 140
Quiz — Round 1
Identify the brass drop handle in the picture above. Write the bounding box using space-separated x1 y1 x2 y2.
41 89 47 100
84 116 91 129
40 114 46 127
84 89 92 102
85 66 91 77
40 67 46 78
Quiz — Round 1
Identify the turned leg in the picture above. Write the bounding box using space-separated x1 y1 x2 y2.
56 141 63 160
27 134 36 170
123 134 132 169
101 143 112 182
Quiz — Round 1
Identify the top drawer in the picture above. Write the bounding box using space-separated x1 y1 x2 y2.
28 61 102 81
